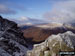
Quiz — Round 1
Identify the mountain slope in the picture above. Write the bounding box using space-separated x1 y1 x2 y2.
21 23 75 43
0 16 28 56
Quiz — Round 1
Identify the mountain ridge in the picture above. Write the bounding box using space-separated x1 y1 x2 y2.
21 22 75 43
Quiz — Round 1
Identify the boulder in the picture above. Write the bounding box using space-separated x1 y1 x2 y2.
27 31 75 56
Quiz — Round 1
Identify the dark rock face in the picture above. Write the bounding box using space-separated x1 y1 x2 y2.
0 16 28 56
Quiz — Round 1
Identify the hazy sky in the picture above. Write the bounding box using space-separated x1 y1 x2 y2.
0 0 53 19
0 0 75 23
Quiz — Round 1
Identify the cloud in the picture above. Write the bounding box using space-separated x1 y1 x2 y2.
0 4 16 14
44 0 75 23
9 16 48 25
18 16 29 21
10 16 33 25
0 0 26 15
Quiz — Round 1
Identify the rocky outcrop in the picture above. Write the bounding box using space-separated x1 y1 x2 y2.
27 31 75 56
0 16 28 56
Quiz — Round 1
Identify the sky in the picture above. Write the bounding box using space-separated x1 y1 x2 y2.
0 0 75 24
0 0 52 19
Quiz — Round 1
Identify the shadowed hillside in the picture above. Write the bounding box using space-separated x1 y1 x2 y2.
21 23 75 43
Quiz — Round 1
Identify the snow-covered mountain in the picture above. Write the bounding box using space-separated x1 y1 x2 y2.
0 16 75 56
20 22 75 44
35 22 64 29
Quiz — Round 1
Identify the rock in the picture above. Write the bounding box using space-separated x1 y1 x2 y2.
27 31 75 56
0 16 28 56
44 51 50 56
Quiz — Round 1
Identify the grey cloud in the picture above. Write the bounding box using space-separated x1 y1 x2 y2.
0 0 27 11
0 4 16 14
44 0 75 23
0 0 26 15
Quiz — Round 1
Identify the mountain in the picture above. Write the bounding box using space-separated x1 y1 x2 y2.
35 22 63 29
21 22 75 43
0 16 29 56
27 31 75 56
0 16 75 56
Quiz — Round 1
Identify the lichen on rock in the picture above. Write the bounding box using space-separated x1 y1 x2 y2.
27 31 75 56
